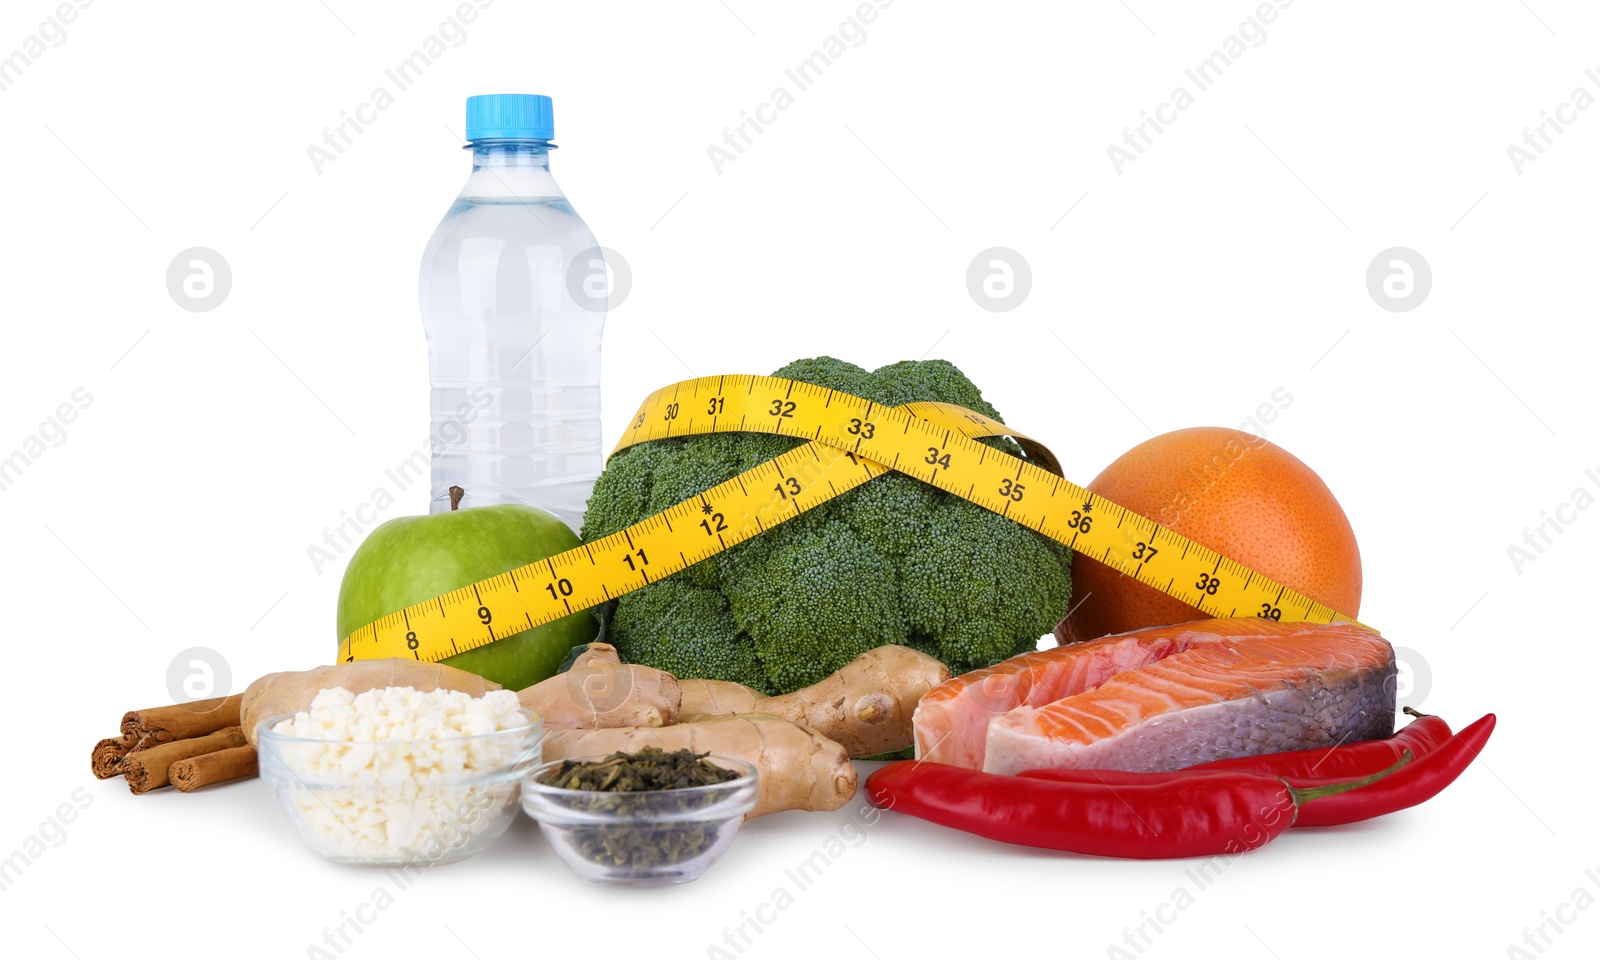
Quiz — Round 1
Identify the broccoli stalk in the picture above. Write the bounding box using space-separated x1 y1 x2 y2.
581 357 1072 695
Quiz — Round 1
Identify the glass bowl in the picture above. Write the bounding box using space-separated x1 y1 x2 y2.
256 708 543 867
520 754 758 885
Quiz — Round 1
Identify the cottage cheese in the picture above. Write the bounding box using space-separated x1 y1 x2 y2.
265 686 533 862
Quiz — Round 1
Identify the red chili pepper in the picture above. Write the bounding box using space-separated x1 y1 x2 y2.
1183 707 1454 780
1014 764 1390 794
1017 710 1487 830
1018 766 1327 789
1292 712 1494 827
865 756 1404 860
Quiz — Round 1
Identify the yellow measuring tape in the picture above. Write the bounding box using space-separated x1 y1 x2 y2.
339 375 1351 664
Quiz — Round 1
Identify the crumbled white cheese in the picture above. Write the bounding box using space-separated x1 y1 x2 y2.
266 686 532 862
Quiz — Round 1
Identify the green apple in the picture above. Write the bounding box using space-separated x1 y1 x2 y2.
335 499 597 690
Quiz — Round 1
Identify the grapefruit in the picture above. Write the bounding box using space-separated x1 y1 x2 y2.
1058 427 1362 644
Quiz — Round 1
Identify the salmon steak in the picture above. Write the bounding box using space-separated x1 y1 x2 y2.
913 618 1395 775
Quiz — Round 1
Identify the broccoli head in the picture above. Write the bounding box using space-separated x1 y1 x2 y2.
581 357 1072 695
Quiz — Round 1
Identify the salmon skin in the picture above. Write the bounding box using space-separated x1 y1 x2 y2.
913 619 1395 775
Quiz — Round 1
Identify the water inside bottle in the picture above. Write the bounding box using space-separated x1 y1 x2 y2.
421 193 605 532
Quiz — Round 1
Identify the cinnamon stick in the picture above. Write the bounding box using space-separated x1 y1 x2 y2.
91 734 139 780
169 745 258 793
120 694 242 745
123 726 248 795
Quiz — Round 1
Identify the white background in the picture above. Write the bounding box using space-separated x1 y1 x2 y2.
1 1 1595 958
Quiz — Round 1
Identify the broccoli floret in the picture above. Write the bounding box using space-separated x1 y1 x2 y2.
725 512 906 690
582 357 1072 695
607 578 770 690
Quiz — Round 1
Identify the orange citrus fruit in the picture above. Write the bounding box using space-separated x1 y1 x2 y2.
1058 427 1362 644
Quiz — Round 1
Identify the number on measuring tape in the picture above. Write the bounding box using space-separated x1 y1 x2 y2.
998 478 1025 501
707 397 724 415
1196 573 1222 595
848 418 875 439
545 578 574 599
622 548 649 570
700 512 728 535
769 400 796 418
1131 541 1158 563
924 447 952 469
774 477 802 499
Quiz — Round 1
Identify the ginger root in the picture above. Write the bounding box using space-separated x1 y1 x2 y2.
569 643 620 668
678 678 763 716
542 714 856 818
518 643 681 728
681 645 950 757
240 660 500 746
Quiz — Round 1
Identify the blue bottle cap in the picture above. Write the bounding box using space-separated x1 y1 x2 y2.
465 94 554 141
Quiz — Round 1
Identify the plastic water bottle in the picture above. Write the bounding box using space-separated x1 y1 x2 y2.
419 93 605 532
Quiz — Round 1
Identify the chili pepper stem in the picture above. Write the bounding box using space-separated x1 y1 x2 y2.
1403 706 1429 719
1288 750 1413 807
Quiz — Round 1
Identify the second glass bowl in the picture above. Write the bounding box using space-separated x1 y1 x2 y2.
520 754 758 885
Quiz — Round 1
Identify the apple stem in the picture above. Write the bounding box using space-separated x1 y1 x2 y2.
449 485 464 511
